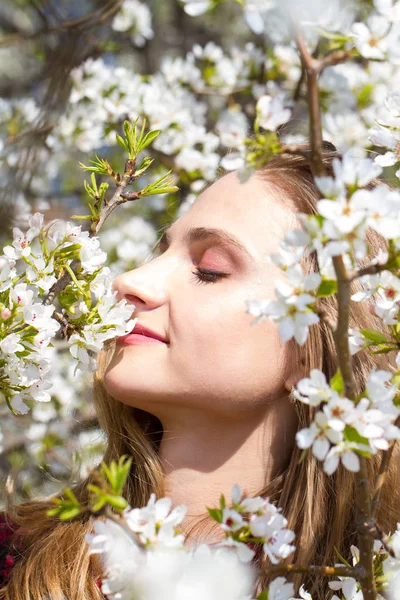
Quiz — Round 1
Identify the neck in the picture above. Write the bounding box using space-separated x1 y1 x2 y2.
158 396 297 544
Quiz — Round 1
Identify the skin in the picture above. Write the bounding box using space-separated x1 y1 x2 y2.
104 171 303 542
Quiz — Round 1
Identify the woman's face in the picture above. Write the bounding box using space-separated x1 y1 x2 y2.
104 171 300 420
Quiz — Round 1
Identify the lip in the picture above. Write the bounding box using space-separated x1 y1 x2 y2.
117 323 168 346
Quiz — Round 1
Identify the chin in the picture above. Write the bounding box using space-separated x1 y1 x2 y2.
103 362 165 409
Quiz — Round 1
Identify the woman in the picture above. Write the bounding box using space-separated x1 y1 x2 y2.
1 148 400 600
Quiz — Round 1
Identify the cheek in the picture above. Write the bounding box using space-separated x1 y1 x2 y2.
175 284 287 398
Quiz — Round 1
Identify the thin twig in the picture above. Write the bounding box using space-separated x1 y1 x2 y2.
0 0 123 47
262 563 357 578
319 49 355 72
42 159 141 308
5 475 14 509
90 159 141 235
353 456 377 599
293 67 305 102
371 434 400 518
293 27 325 177
104 508 146 550
349 262 388 283
332 255 356 400
43 259 80 306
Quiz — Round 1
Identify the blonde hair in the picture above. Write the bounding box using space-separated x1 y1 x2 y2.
2 149 400 599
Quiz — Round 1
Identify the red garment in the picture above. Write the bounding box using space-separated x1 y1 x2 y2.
0 516 103 594
0 516 16 588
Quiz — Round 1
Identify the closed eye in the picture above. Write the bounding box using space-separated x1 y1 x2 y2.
191 268 230 284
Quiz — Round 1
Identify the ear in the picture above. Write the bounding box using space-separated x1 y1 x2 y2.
283 341 308 393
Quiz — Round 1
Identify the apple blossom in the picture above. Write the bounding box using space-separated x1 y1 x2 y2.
296 412 343 463
259 264 321 345
256 94 291 132
112 0 154 47
292 369 338 407
267 576 295 600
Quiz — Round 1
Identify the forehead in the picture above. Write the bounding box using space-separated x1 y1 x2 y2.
175 171 297 258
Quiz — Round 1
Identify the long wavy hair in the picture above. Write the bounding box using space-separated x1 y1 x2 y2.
2 149 400 600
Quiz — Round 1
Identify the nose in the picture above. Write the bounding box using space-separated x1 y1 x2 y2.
112 256 171 312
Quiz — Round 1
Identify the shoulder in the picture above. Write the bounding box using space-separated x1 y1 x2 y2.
0 514 18 588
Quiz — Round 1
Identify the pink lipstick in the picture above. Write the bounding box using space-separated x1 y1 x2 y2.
117 323 168 346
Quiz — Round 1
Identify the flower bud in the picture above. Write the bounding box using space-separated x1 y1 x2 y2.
1 308 11 320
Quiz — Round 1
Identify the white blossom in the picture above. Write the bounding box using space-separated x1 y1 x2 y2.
181 0 210 16
268 576 295 600
260 264 320 345
323 442 361 475
256 94 291 131
124 494 187 548
296 412 343 462
293 369 338 407
112 0 154 47
352 16 391 60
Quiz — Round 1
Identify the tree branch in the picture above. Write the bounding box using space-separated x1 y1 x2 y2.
319 49 355 72
332 255 356 399
42 158 141 309
349 262 388 283
104 507 146 550
90 159 141 236
0 0 123 47
371 435 399 519
292 20 378 600
293 27 325 177
262 563 357 578
43 259 80 306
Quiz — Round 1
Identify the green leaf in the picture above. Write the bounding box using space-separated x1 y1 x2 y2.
59 507 82 521
47 507 62 517
65 488 80 504
80 155 111 176
98 182 109 201
207 507 223 523
116 133 128 152
87 484 102 495
219 494 226 510
46 488 82 521
56 243 83 256
99 456 132 495
142 186 179 196
330 369 344 395
92 497 107 513
138 130 160 153
344 426 370 451
317 279 338 297
370 346 395 355
107 495 128 511
297 448 308 465
135 156 154 177
334 546 352 568
140 171 179 197
257 592 269 600
392 373 400 386
90 172 98 194
360 329 388 345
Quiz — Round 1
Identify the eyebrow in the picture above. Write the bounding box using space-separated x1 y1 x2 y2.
154 226 254 262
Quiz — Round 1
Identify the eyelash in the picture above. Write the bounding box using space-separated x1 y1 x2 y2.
192 268 229 285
